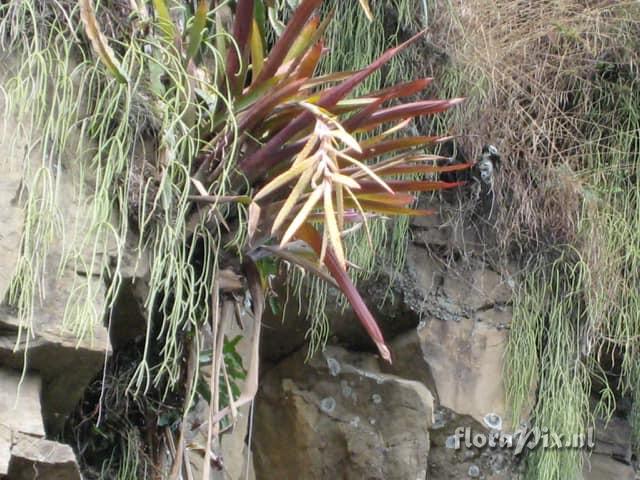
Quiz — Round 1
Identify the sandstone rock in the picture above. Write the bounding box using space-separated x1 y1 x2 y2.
256 196 519 478
0 369 44 438
400 242 513 319
411 207 483 257
0 173 22 301
0 82 111 434
0 64 28 302
411 211 453 247
261 225 515 366
427 406 520 480
582 453 635 480
254 346 434 480
381 329 439 399
0 275 108 434
7 433 81 480
441 268 512 312
385 307 512 428
0 426 10 477
581 415 636 480
590 416 632 463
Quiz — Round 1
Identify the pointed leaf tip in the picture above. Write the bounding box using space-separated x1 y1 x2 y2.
358 0 374 21
80 0 128 83
294 223 391 362
378 344 392 363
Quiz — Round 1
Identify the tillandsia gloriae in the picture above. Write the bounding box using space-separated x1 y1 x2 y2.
73 0 473 467
79 0 471 362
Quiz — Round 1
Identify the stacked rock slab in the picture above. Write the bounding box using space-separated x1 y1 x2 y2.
0 60 109 478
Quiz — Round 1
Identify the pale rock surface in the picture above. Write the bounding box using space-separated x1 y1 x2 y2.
0 426 10 477
0 172 22 300
582 454 635 480
6 433 81 480
0 56 108 480
0 369 82 480
0 161 110 432
0 369 45 438
254 345 434 480
382 238 515 428
255 214 520 478
384 309 511 429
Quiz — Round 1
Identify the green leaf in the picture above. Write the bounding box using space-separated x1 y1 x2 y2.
152 0 178 43
253 0 323 87
186 0 209 60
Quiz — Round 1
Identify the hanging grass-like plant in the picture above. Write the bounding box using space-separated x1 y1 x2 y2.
2 0 472 475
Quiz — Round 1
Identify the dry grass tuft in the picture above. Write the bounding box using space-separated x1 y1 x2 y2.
428 2 640 477
429 0 639 253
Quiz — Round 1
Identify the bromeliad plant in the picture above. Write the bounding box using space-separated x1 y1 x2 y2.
77 0 471 467
81 0 469 366
215 2 467 358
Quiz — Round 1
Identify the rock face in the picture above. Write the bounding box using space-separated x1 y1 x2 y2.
0 192 109 436
0 172 22 300
0 303 108 435
427 406 520 480
0 369 45 477
0 368 82 479
0 426 9 478
253 209 521 479
583 454 635 480
254 346 434 480
0 59 112 474
6 434 81 480
0 369 45 439
582 416 636 480
387 306 513 428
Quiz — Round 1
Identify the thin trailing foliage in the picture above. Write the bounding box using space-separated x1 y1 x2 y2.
144 0 469 363
506 252 592 479
2 0 470 476
429 0 640 478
